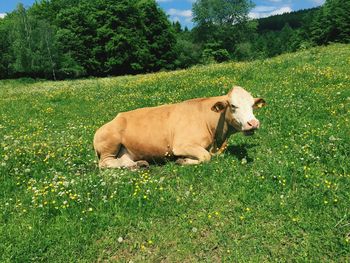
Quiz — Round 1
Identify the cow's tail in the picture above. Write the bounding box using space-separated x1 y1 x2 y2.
93 132 101 168
95 149 101 160
93 143 101 168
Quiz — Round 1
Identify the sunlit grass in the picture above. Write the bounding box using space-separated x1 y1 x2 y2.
0 44 349 261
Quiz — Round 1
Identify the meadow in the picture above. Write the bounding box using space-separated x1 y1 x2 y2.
0 44 349 262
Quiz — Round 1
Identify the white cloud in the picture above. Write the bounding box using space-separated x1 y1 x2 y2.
167 8 192 18
253 6 277 12
166 8 193 26
312 0 325 5
248 12 260 19
270 6 293 16
249 6 292 19
0 13 6 19
156 0 173 2
171 16 180 22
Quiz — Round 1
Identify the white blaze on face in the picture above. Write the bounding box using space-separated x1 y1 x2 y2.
229 87 258 131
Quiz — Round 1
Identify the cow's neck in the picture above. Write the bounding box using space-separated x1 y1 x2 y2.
208 109 236 153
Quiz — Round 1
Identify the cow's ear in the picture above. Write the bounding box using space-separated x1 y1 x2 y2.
211 101 228 113
253 98 266 109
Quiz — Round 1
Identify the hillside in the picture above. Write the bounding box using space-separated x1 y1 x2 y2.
257 7 320 32
0 44 349 261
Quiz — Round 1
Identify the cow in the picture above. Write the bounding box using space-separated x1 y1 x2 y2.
93 86 266 169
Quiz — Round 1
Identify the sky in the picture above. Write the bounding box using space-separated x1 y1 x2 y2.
0 0 326 28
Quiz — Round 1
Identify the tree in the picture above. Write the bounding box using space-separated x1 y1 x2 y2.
172 22 201 68
173 38 201 68
9 4 34 76
172 21 182 34
0 0 178 79
0 16 12 78
137 0 177 72
201 42 230 63
311 0 350 44
192 0 254 26
192 0 255 60
6 3 81 79
33 0 176 76
279 23 295 53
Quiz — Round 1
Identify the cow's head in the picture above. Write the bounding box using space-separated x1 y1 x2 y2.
211 86 266 135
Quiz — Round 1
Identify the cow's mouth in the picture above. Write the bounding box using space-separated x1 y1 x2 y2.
243 130 255 136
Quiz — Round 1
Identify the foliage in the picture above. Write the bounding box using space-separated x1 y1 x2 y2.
192 0 254 26
0 0 176 79
250 1 350 59
137 0 177 72
257 7 319 32
190 1 349 62
173 37 202 69
0 0 350 79
0 44 350 261
192 0 255 61
0 17 11 78
201 42 231 63
311 0 350 44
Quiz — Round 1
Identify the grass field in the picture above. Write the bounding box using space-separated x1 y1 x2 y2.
0 44 349 262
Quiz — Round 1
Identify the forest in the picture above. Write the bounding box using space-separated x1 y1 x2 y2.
0 0 349 80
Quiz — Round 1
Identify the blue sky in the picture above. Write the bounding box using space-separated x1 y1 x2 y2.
0 0 326 28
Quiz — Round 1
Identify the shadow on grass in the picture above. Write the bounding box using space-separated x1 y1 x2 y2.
137 143 259 167
94 143 259 170
226 143 257 163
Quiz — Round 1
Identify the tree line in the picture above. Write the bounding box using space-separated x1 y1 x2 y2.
0 0 176 79
176 0 349 64
0 0 349 80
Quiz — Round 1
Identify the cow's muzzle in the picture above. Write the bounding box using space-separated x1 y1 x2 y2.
242 119 260 136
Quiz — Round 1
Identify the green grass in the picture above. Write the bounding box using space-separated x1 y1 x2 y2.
1 44 349 262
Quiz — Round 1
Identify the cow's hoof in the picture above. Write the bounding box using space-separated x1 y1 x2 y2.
136 160 150 168
175 158 186 165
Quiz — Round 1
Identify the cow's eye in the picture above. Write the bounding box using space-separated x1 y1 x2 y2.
231 104 238 109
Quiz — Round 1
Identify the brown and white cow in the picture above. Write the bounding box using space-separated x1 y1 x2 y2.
93 86 266 168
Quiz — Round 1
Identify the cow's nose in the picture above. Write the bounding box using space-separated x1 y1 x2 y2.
247 119 260 129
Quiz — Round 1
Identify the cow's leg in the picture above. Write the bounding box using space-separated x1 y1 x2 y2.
99 147 134 169
173 145 211 165
175 158 202 165
100 156 134 169
100 157 149 169
96 137 133 169
94 116 146 169
100 147 149 169
117 147 149 169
